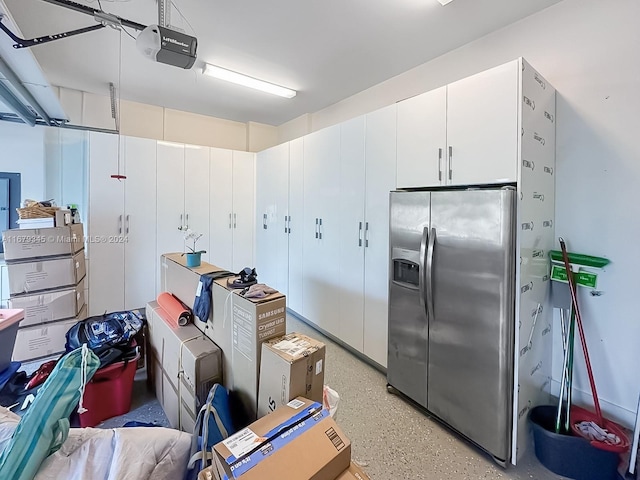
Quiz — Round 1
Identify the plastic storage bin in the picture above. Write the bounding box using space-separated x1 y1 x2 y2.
529 405 620 480
78 355 139 427
0 309 25 371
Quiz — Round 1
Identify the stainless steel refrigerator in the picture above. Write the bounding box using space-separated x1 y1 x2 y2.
388 185 516 463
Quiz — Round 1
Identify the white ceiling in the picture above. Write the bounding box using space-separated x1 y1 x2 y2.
4 0 562 126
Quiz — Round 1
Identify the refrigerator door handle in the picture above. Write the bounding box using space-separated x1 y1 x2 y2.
419 226 428 317
426 227 436 321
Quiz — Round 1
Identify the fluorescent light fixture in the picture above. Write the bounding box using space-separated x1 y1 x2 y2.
202 64 297 99
437 0 455 4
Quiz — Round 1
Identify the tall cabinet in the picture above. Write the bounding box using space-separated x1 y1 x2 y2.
88 133 156 314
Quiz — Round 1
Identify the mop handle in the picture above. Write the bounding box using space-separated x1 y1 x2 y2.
560 238 604 424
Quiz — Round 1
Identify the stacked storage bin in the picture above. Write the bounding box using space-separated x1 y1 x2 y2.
2 222 87 362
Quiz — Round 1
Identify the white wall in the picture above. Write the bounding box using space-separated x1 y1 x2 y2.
300 0 640 426
0 121 44 203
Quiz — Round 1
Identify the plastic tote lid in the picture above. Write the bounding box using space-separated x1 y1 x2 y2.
0 309 25 331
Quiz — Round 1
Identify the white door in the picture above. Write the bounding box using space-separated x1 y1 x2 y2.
270 143 290 296
210 148 233 270
123 136 157 310
232 151 255 272
338 116 365 352
288 137 304 314
364 104 397 367
396 87 447 188
88 132 124 314
303 125 341 334
255 147 276 287
184 145 211 261
446 60 519 185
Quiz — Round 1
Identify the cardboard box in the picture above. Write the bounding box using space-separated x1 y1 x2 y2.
12 304 87 362
208 277 286 423
17 218 55 229
160 253 226 328
337 463 371 480
258 333 326 417
8 277 86 327
7 250 86 296
2 223 84 261
146 300 223 432
213 397 350 480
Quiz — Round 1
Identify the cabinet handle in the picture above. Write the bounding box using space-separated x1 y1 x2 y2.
448 146 453 181
365 222 369 248
126 214 130 234
319 218 323 240
118 215 122 235
315 218 319 239
186 213 189 229
264 213 268 230
179 213 183 231
229 213 232 229
358 221 363 247
287 216 291 234
438 148 443 182
234 213 237 229
284 215 287 233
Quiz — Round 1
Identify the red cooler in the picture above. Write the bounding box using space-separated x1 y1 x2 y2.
79 355 139 427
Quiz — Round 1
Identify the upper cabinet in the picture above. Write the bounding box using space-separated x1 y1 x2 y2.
396 60 519 188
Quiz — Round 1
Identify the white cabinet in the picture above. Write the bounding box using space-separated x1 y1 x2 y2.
209 148 233 270
396 87 446 188
231 151 255 272
337 117 366 352
363 104 397 367
88 133 156 314
302 125 341 336
287 137 304 314
88 132 124 315
396 60 519 188
209 148 255 273
255 143 289 295
156 142 210 290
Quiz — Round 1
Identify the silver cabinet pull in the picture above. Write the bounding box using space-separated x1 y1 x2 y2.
263 213 268 230
438 148 443 182
126 214 130 234
283 215 286 233
229 213 232 229
365 221 369 247
287 216 291 234
233 213 237 229
315 218 319 239
448 146 453 181
186 213 189 229
358 221 363 247
319 218 323 240
118 215 122 235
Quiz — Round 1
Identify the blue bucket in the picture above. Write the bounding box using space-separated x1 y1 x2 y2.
529 405 620 480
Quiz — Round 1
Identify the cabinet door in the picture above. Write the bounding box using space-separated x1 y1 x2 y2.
123 136 157 310
270 144 290 296
364 104 397 368
396 87 447 188
288 137 304 314
446 60 519 185
210 148 233 270
184 145 210 261
303 125 341 335
232 151 255 272
156 142 185 290
338 116 365 352
88 132 124 314
255 148 272 286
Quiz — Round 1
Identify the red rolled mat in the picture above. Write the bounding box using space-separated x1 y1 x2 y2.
157 292 193 327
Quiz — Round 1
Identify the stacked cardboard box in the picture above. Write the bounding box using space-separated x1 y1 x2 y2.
2 223 87 361
199 397 370 480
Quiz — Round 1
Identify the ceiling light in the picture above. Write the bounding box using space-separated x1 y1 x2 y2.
202 64 297 99
437 0 455 5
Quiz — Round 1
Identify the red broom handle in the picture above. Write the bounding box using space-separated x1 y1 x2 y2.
559 238 603 425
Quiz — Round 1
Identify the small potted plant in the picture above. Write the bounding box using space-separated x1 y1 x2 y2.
181 229 206 267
